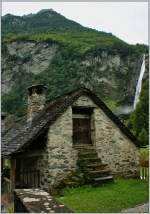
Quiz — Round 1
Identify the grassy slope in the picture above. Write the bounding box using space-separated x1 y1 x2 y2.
57 178 148 213
2 31 130 55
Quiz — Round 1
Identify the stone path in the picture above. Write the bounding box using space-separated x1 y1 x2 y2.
14 189 73 213
121 203 149 213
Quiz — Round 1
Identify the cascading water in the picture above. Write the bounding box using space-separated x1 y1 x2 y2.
133 55 145 110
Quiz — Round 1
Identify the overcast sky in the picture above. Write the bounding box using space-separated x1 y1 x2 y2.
2 2 148 45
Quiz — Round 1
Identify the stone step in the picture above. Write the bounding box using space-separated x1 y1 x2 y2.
78 154 98 160
74 143 94 148
81 163 108 170
75 144 113 185
85 175 113 185
78 160 103 168
92 175 113 183
78 156 100 162
78 150 98 156
86 169 111 178
64 181 80 187
84 175 113 186
74 145 96 151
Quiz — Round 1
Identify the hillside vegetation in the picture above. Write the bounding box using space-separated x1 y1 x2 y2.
2 9 85 35
3 31 148 57
127 79 149 146
2 9 147 56
2 9 149 147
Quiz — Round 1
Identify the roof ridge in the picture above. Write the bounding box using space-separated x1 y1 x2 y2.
47 86 91 103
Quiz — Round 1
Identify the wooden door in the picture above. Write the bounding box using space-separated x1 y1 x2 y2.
73 118 91 144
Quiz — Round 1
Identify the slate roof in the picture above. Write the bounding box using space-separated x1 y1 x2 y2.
2 88 141 158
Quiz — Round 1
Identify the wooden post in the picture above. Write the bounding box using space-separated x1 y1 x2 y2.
1 158 4 170
10 159 16 191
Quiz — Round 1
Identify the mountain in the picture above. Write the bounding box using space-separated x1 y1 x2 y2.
2 9 148 119
2 9 90 35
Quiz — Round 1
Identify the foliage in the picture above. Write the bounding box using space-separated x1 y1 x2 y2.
2 167 10 178
2 31 148 56
140 146 149 161
2 72 35 117
57 178 148 213
2 9 85 35
105 100 119 112
6 206 14 213
139 146 149 167
1 32 124 54
127 80 149 146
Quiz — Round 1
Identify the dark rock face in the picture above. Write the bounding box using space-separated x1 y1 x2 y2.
81 51 143 105
2 41 145 114
2 42 58 94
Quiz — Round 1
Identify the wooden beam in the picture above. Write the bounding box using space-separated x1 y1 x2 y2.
15 150 44 159
1 158 4 170
10 159 16 191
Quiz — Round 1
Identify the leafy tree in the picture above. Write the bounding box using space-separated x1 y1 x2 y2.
127 80 149 146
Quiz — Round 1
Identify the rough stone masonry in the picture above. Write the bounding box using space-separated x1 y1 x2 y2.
29 95 139 191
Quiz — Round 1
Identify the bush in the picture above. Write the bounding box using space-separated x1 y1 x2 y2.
127 80 149 146
2 167 10 178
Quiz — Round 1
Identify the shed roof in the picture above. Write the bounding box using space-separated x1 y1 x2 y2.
2 88 141 157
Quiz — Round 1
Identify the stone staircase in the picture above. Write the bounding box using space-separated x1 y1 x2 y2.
75 144 113 186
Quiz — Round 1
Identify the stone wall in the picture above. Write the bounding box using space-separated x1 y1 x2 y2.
94 107 139 177
73 95 139 177
46 106 78 190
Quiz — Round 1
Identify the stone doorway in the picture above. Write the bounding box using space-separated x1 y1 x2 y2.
72 108 92 145
15 157 40 189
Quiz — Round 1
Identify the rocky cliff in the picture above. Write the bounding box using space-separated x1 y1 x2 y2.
2 42 58 93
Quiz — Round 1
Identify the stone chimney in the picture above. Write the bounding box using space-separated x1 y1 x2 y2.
27 84 47 122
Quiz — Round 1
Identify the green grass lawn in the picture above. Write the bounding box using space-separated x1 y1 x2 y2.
57 178 148 213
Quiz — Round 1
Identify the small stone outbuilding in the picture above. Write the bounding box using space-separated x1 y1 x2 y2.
2 86 140 192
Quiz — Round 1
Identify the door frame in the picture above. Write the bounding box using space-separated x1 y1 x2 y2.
72 107 94 145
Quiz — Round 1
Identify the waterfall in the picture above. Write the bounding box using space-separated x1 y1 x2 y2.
133 55 145 110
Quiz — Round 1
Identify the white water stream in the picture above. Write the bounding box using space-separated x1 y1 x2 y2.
133 55 145 110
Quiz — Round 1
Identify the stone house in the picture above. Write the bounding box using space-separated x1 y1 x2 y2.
2 85 140 192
